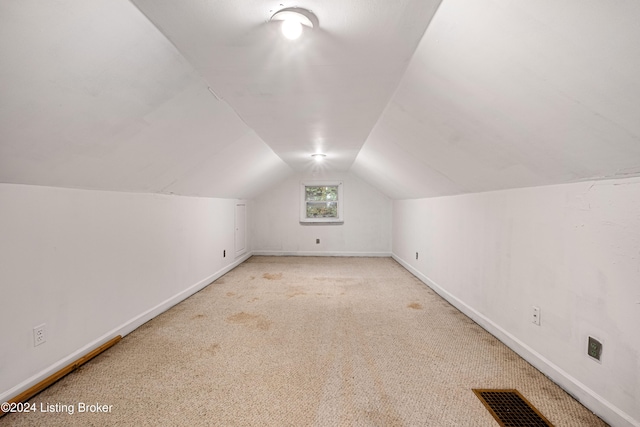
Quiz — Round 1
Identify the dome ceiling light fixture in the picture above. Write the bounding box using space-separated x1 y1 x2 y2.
311 153 326 162
270 7 318 40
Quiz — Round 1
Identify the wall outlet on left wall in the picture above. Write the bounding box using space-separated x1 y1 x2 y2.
33 324 46 346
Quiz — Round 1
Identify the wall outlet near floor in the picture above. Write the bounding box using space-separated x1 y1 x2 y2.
316 238 320 244
223 249 226 258
416 252 419 260
588 336 603 362
531 306 540 325
33 324 46 346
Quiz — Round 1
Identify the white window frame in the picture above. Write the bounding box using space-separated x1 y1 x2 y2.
300 181 344 223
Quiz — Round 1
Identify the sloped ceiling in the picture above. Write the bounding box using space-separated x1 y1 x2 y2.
1 0 639 200
0 0 292 199
353 0 640 198
129 0 441 171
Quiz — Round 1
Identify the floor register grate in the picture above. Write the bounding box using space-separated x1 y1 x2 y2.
473 389 554 426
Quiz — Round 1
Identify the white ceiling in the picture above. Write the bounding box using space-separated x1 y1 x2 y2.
0 0 292 199
1 0 639 199
130 0 441 172
353 0 640 198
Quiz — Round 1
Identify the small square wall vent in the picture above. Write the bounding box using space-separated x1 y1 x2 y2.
588 336 602 362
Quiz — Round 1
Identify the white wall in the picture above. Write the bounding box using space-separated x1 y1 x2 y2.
392 177 640 427
251 172 391 256
0 183 249 402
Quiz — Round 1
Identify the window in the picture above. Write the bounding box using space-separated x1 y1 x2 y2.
300 181 344 223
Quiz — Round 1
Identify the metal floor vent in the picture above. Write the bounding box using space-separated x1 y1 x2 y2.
473 389 553 427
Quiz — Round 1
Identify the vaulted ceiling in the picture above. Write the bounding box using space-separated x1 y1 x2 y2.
353 0 640 198
1 0 639 199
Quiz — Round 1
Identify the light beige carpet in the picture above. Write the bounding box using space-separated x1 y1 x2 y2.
1 256 607 426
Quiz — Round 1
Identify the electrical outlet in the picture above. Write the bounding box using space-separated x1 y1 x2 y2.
33 324 46 346
223 249 226 258
532 306 540 325
416 252 419 260
588 336 603 362
316 239 320 244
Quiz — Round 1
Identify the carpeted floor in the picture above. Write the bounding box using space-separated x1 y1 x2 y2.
1 256 607 426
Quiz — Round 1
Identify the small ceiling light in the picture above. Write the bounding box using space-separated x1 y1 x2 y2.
282 19 303 40
270 8 318 40
311 153 326 162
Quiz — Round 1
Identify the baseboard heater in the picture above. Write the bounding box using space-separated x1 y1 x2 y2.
0 335 122 418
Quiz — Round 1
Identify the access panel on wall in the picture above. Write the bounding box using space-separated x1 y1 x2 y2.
235 202 246 257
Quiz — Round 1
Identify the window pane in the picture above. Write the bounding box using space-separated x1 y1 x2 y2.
305 186 338 201
306 201 338 218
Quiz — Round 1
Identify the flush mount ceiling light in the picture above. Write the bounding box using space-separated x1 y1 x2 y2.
311 153 326 162
270 8 318 40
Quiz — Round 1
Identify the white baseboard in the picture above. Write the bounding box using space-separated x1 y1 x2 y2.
252 250 391 257
0 252 252 404
392 254 639 427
